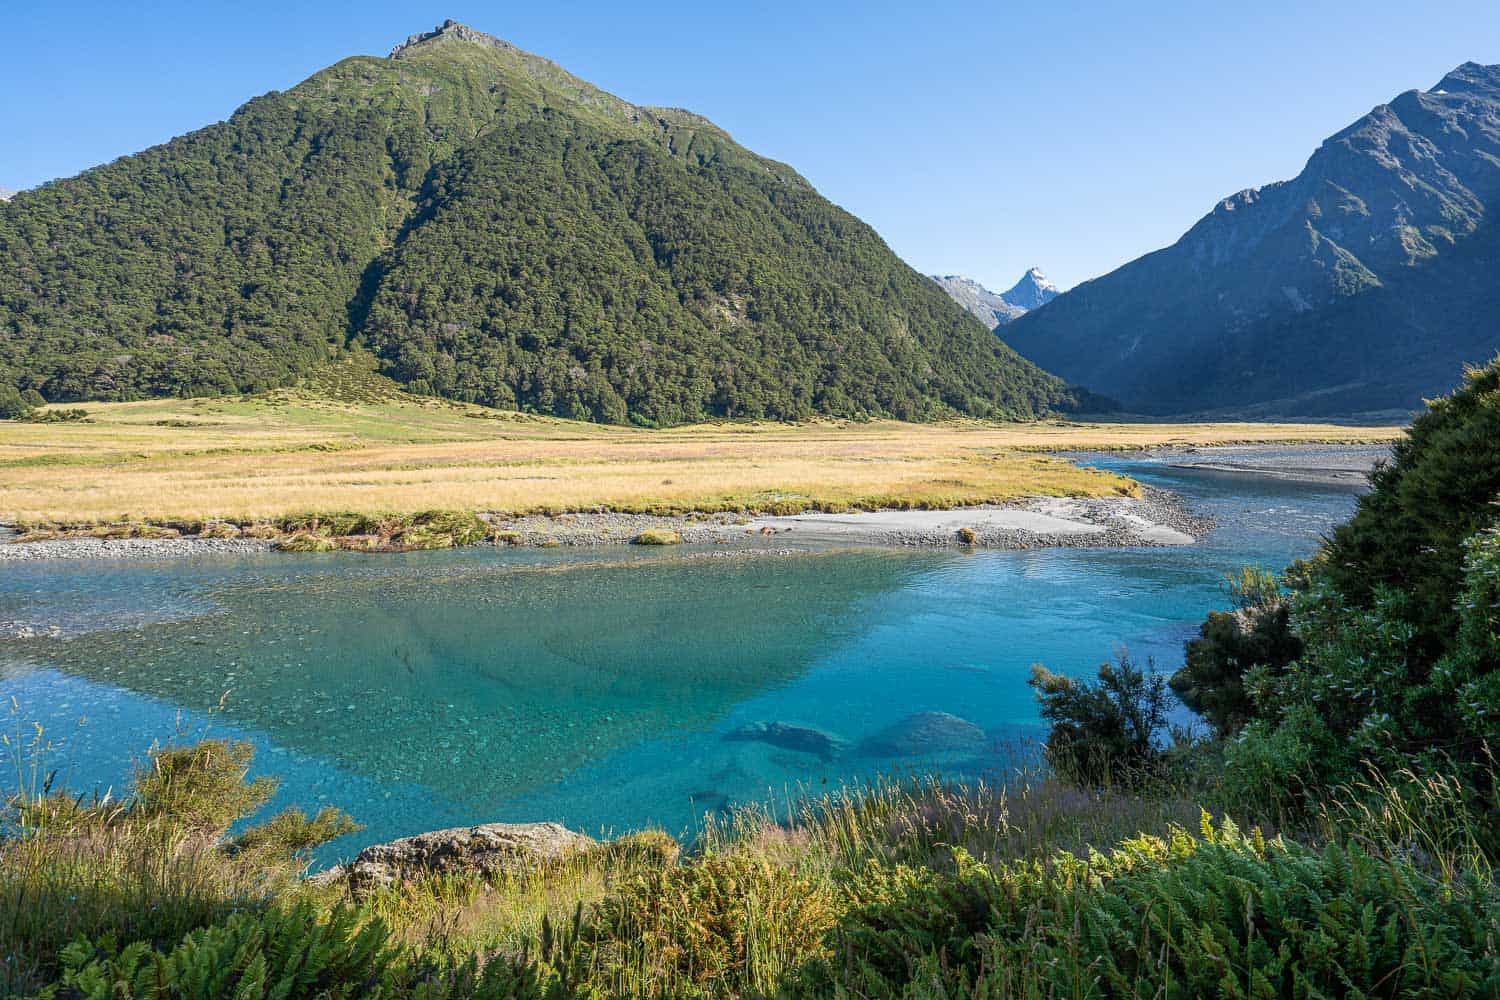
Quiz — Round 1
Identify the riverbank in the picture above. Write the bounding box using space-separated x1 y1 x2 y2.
485 484 1209 549
2 440 1389 562
0 483 1210 562
1154 442 1391 485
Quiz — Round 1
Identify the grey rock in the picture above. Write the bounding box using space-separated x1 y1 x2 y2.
725 721 849 760
390 19 517 58
304 863 347 888
929 269 1059 329
334 821 594 892
860 711 987 757
0 535 275 562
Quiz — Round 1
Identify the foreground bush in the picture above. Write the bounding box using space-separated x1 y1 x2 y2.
0 740 356 994
35 904 393 999
1027 654 1170 786
807 815 1499 998
1324 359 1500 658
4 734 1496 997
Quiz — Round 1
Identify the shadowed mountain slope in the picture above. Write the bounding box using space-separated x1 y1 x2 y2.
1004 61 1500 417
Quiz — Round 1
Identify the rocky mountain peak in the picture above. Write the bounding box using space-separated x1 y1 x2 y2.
390 19 516 59
1433 61 1500 97
1002 267 1060 311
930 268 1060 329
0 187 14 203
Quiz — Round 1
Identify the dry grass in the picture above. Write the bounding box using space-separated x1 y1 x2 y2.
0 386 1403 524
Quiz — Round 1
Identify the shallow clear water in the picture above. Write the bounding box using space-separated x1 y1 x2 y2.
0 449 1372 863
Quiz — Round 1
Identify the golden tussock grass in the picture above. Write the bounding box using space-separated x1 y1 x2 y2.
0 389 1404 524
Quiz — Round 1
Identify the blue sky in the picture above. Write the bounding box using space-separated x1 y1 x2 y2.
4 2 1498 290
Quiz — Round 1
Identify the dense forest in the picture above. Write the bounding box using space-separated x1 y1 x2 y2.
0 22 1081 424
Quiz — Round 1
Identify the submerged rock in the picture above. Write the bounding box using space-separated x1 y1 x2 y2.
724 721 849 760
316 821 594 892
860 711 987 757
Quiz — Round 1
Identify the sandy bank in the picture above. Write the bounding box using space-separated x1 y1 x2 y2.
1155 443 1392 486
734 490 1206 548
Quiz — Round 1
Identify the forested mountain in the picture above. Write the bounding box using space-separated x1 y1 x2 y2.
1004 61 1500 417
930 268 1058 329
0 21 1082 424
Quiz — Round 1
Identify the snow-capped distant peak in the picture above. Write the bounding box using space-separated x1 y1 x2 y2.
1002 267 1059 311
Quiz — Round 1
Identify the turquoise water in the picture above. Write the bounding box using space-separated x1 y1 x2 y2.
0 451 1369 863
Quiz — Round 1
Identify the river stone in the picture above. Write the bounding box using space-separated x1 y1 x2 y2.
725 721 849 760
860 711 987 757
328 821 594 892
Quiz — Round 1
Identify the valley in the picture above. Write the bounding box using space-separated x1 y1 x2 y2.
1 12 1496 998
0 368 1398 529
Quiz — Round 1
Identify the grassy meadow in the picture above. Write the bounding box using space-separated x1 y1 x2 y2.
0 366 1402 526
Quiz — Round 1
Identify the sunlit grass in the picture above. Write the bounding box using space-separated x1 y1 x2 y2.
0 380 1401 524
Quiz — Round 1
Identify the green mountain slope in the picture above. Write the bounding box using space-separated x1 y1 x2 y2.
1004 61 1500 417
0 21 1080 423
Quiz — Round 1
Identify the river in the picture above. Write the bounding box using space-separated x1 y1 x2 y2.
0 447 1374 864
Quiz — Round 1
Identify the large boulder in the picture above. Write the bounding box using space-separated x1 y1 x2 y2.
725 721 849 760
859 711 987 757
316 821 594 893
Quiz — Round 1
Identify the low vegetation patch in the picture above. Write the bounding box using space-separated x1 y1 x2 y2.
631 529 682 546
5 728 1492 998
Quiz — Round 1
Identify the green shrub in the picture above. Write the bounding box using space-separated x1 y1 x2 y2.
132 740 278 836
0 385 34 420
37 903 396 999
231 806 363 864
1324 359 1500 657
1028 654 1169 786
806 816 1500 998
631 529 683 546
1227 526 1500 817
1178 361 1500 820
1170 567 1302 738
277 532 339 552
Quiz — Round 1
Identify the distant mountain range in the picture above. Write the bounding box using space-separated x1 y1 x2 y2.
930 269 1059 328
0 21 1083 424
0 188 14 202
1005 61 1500 417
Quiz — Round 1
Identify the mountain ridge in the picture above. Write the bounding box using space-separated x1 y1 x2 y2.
930 268 1059 328
1003 60 1500 416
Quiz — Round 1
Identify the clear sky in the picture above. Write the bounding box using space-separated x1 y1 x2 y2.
5 2 1498 291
